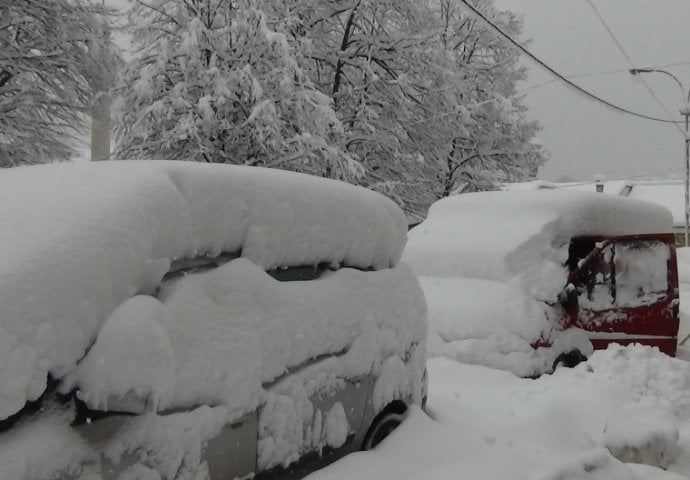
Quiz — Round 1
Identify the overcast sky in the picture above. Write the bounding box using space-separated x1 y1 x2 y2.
494 0 690 182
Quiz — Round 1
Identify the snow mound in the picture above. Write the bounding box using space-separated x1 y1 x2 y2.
0 160 410 421
421 276 551 376
63 296 175 412
585 344 690 419
417 275 592 377
603 406 679 468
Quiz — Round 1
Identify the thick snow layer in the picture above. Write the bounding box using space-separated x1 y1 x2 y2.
307 344 690 480
422 276 544 375
403 190 673 298
64 259 425 417
626 182 685 228
419 276 592 376
0 160 410 422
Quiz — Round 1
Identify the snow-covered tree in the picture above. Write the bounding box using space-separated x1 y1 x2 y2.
428 0 543 199
271 0 439 216
273 0 544 220
115 0 542 219
115 0 360 181
0 0 118 167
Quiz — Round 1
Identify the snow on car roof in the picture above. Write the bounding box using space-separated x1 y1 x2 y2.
403 189 673 300
0 160 416 422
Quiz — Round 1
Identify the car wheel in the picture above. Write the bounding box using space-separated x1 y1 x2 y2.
362 401 407 450
552 349 587 372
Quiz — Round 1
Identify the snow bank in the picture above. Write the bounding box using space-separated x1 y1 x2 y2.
403 190 673 300
603 406 679 468
0 160 410 422
308 345 690 480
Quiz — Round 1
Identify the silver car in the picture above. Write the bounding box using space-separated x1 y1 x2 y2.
0 161 427 480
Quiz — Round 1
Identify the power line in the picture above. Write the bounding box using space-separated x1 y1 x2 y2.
584 0 686 137
522 62 690 93
657 60 690 69
520 68 630 93
456 0 682 124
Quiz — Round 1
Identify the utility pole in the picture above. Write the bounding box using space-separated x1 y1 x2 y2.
630 68 690 246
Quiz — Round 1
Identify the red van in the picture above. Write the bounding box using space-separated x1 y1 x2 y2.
404 189 680 375
561 233 679 356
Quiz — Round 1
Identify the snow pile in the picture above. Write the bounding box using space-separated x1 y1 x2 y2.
307 345 690 480
0 160 409 422
603 406 679 468
419 276 585 377
0 414 95 480
584 344 690 420
66 296 176 412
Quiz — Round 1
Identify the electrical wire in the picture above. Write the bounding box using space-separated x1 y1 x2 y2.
584 0 686 137
456 0 683 124
519 69 630 93
522 62 690 93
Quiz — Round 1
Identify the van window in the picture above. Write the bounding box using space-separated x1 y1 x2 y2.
614 240 669 306
569 238 669 309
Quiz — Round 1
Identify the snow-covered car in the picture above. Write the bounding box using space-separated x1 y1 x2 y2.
403 189 678 377
0 161 427 480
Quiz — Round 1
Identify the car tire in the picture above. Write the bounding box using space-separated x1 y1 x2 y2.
552 350 587 372
362 401 407 450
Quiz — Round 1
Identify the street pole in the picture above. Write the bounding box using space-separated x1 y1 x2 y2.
629 68 690 246
680 107 690 247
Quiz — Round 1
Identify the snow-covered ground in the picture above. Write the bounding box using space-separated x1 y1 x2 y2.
305 248 690 480
307 346 690 480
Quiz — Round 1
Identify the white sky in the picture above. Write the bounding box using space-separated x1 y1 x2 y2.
495 0 690 182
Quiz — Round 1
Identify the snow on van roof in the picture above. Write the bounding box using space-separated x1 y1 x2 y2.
403 189 673 300
0 160 415 422
627 181 685 228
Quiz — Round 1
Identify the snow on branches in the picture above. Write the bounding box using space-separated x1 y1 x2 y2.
115 0 361 181
0 0 119 167
114 0 544 220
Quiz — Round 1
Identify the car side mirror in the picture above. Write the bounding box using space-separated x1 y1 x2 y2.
559 283 579 311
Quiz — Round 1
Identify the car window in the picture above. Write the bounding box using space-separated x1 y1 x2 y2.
266 265 328 282
164 252 239 281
